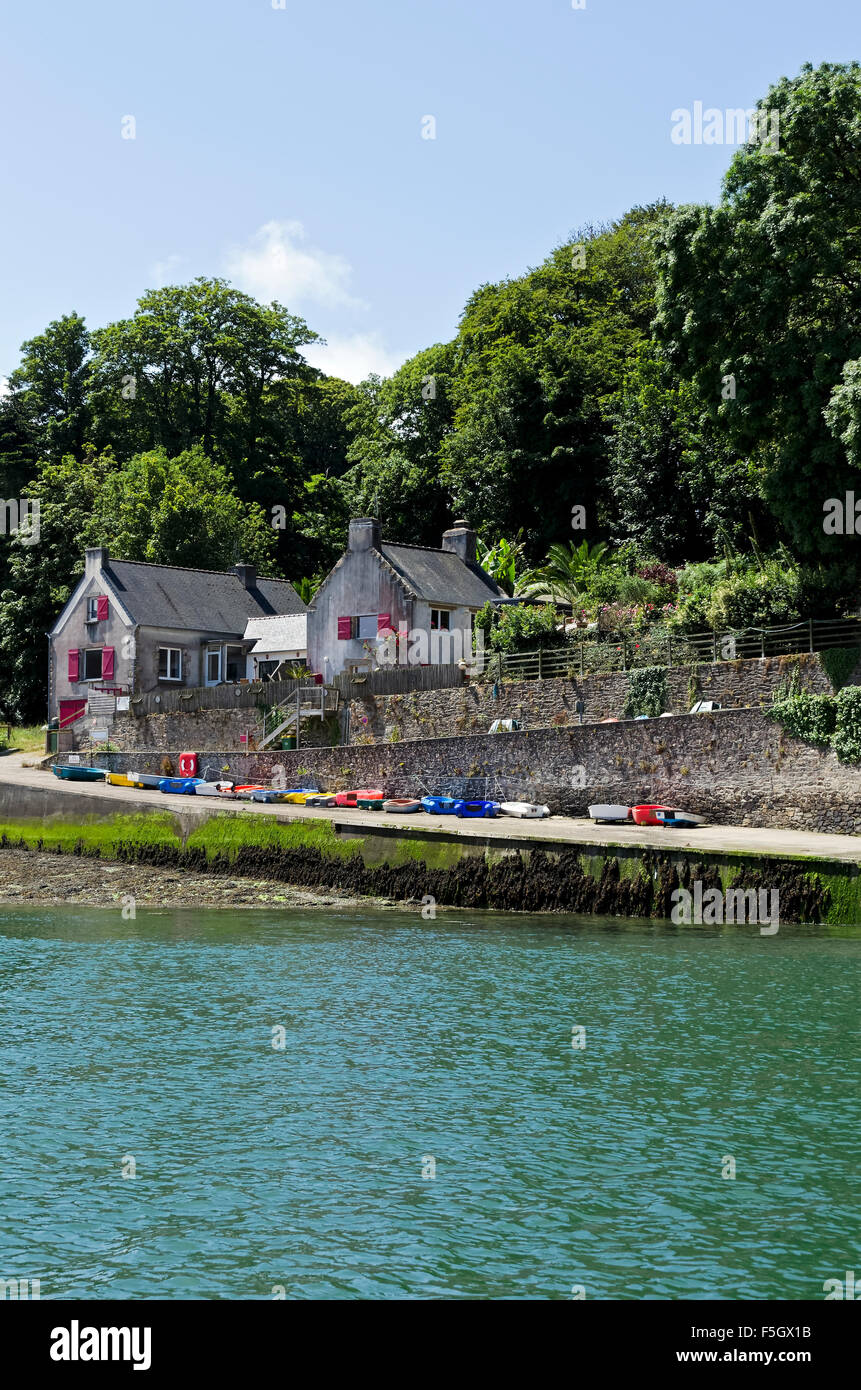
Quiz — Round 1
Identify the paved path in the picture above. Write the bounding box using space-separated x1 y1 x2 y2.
2 754 860 862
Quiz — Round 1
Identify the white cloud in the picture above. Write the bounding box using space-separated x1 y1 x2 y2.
150 253 184 287
303 332 400 384
225 220 366 311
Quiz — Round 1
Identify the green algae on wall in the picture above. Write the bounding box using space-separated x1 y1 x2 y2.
0 807 859 924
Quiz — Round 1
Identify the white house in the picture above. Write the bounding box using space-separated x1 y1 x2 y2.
243 614 308 681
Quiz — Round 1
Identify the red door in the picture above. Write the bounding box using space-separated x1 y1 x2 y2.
59 699 86 728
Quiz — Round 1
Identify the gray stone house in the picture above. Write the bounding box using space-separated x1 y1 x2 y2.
307 518 504 680
48 547 305 728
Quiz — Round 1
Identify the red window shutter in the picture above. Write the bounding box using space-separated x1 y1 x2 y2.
377 612 391 632
97 595 109 621
101 646 115 679
337 616 353 640
68 649 79 681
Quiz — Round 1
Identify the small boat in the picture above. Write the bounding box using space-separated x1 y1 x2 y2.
421 796 459 815
453 799 498 818
661 810 706 828
106 772 139 787
233 784 267 799
159 777 207 794
334 790 360 807
304 793 336 807
251 788 292 803
383 798 422 813
632 804 676 826
128 772 164 789
193 781 236 798
589 804 631 823
282 788 318 803
335 788 384 808
52 765 106 782
498 802 550 818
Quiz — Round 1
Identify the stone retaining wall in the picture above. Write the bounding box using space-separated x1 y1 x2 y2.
346 652 837 744
100 650 839 754
105 705 341 753
88 708 861 835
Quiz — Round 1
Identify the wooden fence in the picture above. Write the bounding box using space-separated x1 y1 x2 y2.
126 664 465 716
117 617 861 714
479 616 861 682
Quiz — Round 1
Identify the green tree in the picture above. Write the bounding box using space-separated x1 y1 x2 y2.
342 344 457 544
440 205 668 556
6 312 92 461
88 277 320 476
653 62 861 558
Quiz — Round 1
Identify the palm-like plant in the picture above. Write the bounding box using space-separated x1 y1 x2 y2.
477 533 540 597
294 575 322 605
519 540 610 606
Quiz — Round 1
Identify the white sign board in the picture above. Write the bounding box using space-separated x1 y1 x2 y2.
116 696 130 712
92 728 109 743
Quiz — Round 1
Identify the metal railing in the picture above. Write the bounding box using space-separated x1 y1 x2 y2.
260 686 331 749
479 616 861 682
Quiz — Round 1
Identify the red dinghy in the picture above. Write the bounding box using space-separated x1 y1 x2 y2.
632 804 675 826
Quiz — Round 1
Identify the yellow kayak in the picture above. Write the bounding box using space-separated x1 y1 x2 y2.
106 772 142 788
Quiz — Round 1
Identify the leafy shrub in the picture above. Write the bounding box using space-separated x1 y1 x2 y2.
637 562 678 595
704 568 804 630
623 665 668 719
765 692 837 747
821 646 860 693
833 686 861 763
474 600 560 654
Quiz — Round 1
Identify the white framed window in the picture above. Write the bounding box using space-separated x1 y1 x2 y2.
82 648 102 680
206 648 222 684
430 608 451 631
357 614 378 640
86 596 99 622
158 647 182 681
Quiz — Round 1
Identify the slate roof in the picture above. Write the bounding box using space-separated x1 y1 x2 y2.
380 544 503 607
244 614 308 653
101 559 306 634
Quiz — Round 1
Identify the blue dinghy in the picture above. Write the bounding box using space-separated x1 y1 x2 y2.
52 765 106 782
453 799 499 818
421 796 459 814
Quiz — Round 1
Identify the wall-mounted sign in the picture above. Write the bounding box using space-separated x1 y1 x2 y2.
92 728 109 743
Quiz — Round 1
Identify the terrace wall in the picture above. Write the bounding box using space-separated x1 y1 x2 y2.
87 708 861 835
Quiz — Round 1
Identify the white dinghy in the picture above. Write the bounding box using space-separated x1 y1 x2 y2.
588 804 631 823
498 801 551 818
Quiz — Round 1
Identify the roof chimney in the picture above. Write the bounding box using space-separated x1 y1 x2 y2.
348 517 382 552
441 520 476 564
84 546 109 576
234 562 257 589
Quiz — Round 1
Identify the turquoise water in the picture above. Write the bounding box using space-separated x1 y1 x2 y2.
0 905 858 1300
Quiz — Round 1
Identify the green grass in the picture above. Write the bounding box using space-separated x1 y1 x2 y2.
0 725 45 754
184 812 363 862
0 812 183 856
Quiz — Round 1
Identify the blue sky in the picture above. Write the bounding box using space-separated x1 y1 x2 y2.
0 0 856 384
